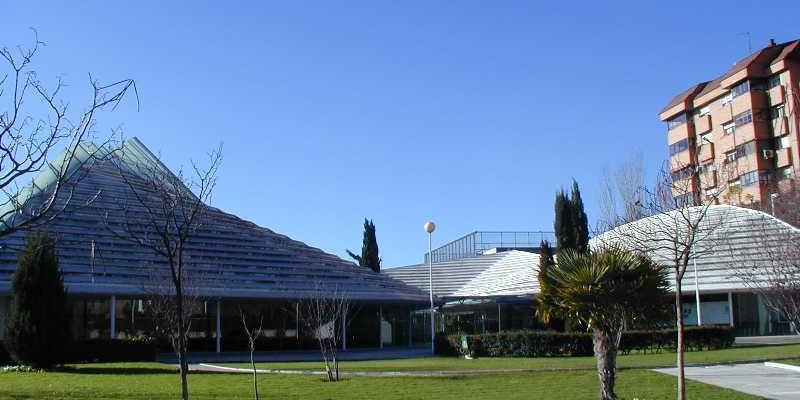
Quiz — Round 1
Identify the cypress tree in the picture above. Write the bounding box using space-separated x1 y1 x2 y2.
570 180 590 253
554 189 575 250
4 231 70 369
347 219 381 273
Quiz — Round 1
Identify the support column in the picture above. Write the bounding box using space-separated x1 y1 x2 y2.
296 302 300 339
728 292 734 327
379 305 384 349
341 310 347 351
497 303 502 332
215 300 222 353
407 310 413 347
110 295 117 339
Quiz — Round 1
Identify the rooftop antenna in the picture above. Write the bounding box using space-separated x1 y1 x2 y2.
738 32 752 53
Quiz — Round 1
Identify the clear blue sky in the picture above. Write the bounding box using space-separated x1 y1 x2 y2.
3 1 799 267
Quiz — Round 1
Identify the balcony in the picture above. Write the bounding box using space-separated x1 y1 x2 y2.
700 170 717 188
776 148 792 169
670 149 694 171
774 116 790 136
768 85 786 106
695 115 712 133
697 143 714 162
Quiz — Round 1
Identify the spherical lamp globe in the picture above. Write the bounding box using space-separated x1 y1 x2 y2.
424 221 436 233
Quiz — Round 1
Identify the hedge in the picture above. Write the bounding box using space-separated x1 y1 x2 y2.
63 339 157 363
438 326 735 358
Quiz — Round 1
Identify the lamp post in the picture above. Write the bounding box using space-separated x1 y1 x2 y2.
770 193 779 216
424 221 436 354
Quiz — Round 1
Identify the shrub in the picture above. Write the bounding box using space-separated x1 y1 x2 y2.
64 338 158 363
447 326 735 358
4 232 70 368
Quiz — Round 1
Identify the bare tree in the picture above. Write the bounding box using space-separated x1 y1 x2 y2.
240 309 265 400
299 285 351 382
0 32 136 236
104 145 222 400
598 152 647 232
735 200 800 335
595 158 737 400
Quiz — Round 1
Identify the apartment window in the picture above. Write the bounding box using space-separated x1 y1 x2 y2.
771 105 785 119
777 167 793 180
720 93 733 106
671 166 694 182
705 187 718 198
767 74 783 89
667 113 688 130
776 136 790 149
725 141 757 163
723 121 736 135
698 105 711 116
701 162 716 173
731 80 750 99
698 133 712 146
733 109 753 126
729 179 741 189
740 171 759 187
673 193 694 207
669 138 690 156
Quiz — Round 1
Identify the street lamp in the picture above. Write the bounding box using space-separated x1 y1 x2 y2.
770 193 779 216
424 221 436 354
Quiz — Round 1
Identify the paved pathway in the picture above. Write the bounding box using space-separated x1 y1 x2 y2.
189 363 540 377
161 347 431 363
735 335 800 346
655 363 800 400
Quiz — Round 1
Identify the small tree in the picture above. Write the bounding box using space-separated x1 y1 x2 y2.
240 309 265 400
570 180 590 253
554 180 589 253
346 218 381 273
4 231 69 369
300 286 350 382
537 247 669 400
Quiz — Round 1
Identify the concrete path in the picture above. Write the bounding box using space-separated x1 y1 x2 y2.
189 363 540 377
655 363 800 400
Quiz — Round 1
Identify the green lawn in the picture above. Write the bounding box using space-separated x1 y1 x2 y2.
777 358 800 366
0 362 765 400
220 344 800 372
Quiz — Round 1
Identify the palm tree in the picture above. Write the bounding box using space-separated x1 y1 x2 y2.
537 247 669 400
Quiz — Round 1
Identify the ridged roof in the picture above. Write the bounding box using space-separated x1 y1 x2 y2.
0 138 429 303
385 250 540 301
592 205 800 293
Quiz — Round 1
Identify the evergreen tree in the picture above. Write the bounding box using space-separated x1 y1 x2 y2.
346 219 381 273
570 180 590 253
4 231 70 369
554 189 575 250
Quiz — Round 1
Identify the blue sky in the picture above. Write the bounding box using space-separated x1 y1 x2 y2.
3 1 799 267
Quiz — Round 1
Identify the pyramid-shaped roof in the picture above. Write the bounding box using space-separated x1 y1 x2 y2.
0 138 429 303
385 250 540 301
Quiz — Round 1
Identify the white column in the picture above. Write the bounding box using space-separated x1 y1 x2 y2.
341 310 347 351
215 300 222 353
379 305 384 349
728 292 734 327
497 303 502 332
693 258 702 326
296 302 300 339
110 295 117 339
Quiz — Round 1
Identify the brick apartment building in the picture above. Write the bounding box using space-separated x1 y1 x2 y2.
660 39 800 209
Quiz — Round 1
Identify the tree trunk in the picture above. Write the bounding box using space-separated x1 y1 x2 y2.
250 340 259 400
675 281 686 400
593 329 617 400
176 288 190 400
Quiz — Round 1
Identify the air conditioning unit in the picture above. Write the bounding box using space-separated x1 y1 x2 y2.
762 149 775 159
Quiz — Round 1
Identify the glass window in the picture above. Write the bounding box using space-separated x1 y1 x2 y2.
698 105 711 116
731 80 750 99
723 121 735 135
771 105 785 119
669 138 690 156
667 113 688 130
778 167 793 180
767 74 783 89
740 171 758 186
776 136 790 149
733 110 753 126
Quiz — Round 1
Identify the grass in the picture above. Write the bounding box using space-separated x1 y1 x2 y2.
0 362 765 400
220 344 800 372
777 358 800 366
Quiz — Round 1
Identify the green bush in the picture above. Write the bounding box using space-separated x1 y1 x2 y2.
444 326 735 358
64 339 157 363
4 232 70 368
